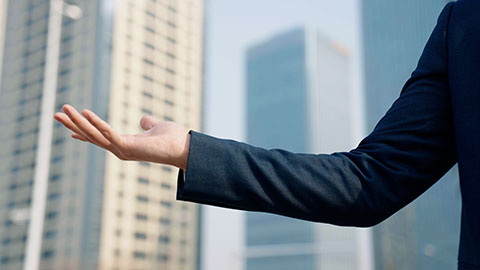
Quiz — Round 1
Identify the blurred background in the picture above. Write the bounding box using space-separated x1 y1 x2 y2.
0 0 461 270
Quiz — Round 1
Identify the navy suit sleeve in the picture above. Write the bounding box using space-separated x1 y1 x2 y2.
176 3 456 227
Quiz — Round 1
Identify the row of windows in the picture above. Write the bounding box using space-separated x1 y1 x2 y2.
17 93 42 106
131 251 171 262
22 46 46 63
143 26 176 44
143 75 175 90
142 41 177 60
144 10 176 28
8 180 33 191
116 200 173 219
141 92 175 105
23 28 48 43
10 162 36 174
14 127 39 139
0 254 24 265
1 235 27 247
133 213 173 224
18 77 44 90
6 198 31 209
16 110 41 122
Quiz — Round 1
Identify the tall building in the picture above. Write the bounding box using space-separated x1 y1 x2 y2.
361 0 461 269
0 0 204 270
0 0 7 92
245 27 364 270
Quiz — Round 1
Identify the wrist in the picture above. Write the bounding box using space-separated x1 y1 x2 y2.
178 132 191 171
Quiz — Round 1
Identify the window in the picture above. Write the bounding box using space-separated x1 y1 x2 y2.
165 68 175 74
136 213 148 221
138 177 149 184
42 250 54 259
158 254 169 262
46 212 58 219
53 138 65 145
160 201 172 208
133 251 147 259
52 156 63 163
165 83 175 90
48 193 60 200
58 86 69 93
161 183 172 190
141 108 152 115
59 69 70 76
144 42 155 50
143 75 154 82
135 232 147 240
50 174 61 182
146 10 155 18
166 37 176 43
142 92 153 99
137 195 149 203
159 218 171 225
145 26 155 34
7 202 15 209
62 35 72 43
158 235 170 244
143 58 154 66
139 162 150 168
2 238 11 246
44 230 56 239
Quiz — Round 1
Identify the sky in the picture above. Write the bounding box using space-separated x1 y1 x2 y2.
202 1 361 270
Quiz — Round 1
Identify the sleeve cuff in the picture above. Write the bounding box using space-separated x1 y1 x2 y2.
175 130 234 204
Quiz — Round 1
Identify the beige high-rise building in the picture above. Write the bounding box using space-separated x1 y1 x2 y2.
0 1 204 270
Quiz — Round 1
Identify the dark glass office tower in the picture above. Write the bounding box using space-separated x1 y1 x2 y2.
361 0 461 269
245 27 363 270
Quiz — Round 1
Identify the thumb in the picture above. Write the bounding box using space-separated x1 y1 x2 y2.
140 115 158 130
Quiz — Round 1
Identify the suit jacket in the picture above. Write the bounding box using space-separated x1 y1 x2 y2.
177 1 479 268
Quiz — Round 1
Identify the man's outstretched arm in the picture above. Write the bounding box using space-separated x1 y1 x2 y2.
55 3 456 227
176 2 456 227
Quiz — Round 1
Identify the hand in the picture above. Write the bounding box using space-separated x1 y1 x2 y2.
53 104 191 170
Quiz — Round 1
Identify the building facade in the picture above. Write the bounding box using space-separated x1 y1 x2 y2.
0 0 7 91
361 0 461 269
245 27 363 270
0 0 204 269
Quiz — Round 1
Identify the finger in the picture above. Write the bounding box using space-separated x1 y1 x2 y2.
72 133 88 142
140 115 158 130
54 112 94 142
81 109 124 147
62 104 112 148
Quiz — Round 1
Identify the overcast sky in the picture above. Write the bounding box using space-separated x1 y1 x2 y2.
202 1 360 269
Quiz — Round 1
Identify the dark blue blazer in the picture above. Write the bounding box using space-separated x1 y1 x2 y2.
177 1 479 268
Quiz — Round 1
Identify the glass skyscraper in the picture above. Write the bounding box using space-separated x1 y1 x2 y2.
361 0 461 269
0 0 204 269
245 27 365 270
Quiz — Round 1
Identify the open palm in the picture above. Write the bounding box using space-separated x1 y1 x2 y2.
54 104 190 170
